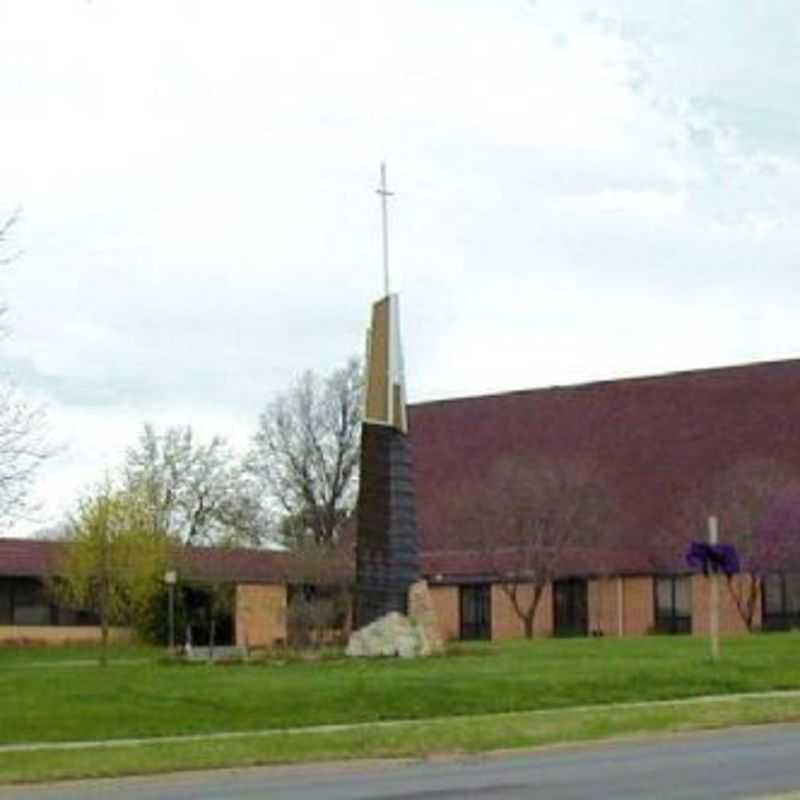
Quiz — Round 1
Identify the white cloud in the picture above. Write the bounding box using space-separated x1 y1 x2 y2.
2 0 800 532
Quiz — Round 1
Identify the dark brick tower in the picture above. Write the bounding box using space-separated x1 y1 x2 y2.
354 294 420 627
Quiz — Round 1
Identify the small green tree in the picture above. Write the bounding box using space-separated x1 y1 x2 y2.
59 483 170 665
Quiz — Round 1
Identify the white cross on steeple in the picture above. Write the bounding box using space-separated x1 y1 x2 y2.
376 162 393 297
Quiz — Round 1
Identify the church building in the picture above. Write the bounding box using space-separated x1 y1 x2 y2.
3 356 800 646
410 356 800 640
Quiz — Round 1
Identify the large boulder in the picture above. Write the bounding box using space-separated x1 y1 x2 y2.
346 581 445 658
346 612 421 658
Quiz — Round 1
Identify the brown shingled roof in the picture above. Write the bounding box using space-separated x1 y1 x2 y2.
409 357 800 574
5 358 799 586
176 545 294 584
0 538 63 578
176 544 354 585
0 538 315 585
420 546 652 583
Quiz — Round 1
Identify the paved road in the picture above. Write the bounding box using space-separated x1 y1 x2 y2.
3 725 800 799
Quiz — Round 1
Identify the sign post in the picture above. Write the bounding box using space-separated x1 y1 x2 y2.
686 534 738 662
708 515 720 661
164 570 177 655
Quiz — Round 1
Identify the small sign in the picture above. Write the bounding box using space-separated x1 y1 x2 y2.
686 542 740 576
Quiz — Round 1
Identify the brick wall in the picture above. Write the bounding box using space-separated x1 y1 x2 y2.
428 585 459 641
491 583 553 639
589 576 656 636
235 584 287 648
430 579 655 641
588 576 624 636
0 625 132 645
621 576 655 635
690 573 761 636
422 574 767 642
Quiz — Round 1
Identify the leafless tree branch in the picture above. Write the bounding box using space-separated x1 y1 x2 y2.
0 208 22 266
245 357 363 547
0 381 50 524
452 453 615 638
124 423 259 545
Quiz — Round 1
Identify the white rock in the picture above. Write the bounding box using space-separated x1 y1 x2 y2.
347 611 426 658
407 580 445 655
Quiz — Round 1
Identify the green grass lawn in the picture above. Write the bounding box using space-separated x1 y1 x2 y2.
0 642 158 668
2 633 800 747
6 694 800 786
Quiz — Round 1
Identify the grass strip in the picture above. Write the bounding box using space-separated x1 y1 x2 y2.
6 634 800 747
2 694 800 786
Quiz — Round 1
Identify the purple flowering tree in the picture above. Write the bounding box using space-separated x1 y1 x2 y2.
704 458 800 630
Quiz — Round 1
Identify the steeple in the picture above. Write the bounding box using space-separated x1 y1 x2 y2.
353 165 419 627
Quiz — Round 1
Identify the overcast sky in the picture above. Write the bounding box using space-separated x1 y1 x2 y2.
2 1 800 534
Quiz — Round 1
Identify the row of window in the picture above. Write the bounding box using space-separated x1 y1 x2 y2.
0 578 98 627
459 579 590 640
459 573 800 640
656 574 800 633
4 573 800 634
763 573 800 629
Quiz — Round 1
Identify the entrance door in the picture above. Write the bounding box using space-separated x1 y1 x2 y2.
460 584 492 640
553 578 588 636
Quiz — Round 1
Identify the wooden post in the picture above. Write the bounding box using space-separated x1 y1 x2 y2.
708 515 720 660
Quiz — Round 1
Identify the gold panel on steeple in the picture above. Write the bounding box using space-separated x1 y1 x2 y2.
364 294 408 434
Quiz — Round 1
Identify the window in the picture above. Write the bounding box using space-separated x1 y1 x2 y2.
654 576 692 634
553 578 588 637
0 579 12 624
11 579 54 626
459 584 491 640
0 577 99 627
762 573 800 631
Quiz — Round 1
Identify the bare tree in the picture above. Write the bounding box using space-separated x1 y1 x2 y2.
0 209 21 267
0 208 50 524
246 357 362 547
454 454 614 638
0 384 50 524
125 423 257 546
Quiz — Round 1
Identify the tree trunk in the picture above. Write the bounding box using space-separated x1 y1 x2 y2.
726 572 760 632
742 576 759 632
99 529 110 667
523 614 534 639
504 581 545 639
99 581 109 668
